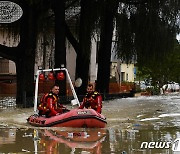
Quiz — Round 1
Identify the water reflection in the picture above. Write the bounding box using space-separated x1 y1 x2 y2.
0 128 16 145
0 128 107 153
0 127 179 153
36 128 106 154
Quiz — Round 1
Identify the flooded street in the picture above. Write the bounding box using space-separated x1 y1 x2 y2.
0 93 180 153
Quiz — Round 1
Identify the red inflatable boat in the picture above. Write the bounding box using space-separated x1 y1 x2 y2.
27 68 107 128
27 108 106 128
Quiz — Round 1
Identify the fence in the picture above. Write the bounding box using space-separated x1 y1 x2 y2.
0 82 135 108
0 82 135 95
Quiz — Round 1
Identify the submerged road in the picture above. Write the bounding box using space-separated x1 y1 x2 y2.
0 93 180 153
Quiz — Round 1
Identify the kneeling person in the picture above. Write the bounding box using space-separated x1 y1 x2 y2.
38 84 67 117
79 84 102 114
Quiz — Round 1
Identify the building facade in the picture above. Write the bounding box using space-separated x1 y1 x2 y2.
0 26 135 94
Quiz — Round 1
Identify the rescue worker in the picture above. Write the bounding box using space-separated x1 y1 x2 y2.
38 84 67 117
79 84 102 114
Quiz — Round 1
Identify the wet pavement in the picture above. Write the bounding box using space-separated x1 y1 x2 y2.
0 93 180 153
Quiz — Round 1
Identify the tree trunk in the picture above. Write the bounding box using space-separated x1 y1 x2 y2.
96 0 118 94
0 45 17 61
75 0 92 95
16 1 37 107
65 22 80 55
54 0 66 96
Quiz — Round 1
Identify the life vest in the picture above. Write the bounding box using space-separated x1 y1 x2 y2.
38 92 58 115
82 91 102 113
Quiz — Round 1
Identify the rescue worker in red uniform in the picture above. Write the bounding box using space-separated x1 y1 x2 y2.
79 84 102 114
38 84 67 117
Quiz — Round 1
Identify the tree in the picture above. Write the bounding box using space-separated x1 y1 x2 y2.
136 41 180 87
16 1 38 106
116 0 180 64
96 0 119 94
0 0 38 107
65 0 103 95
0 0 179 106
75 0 97 95
53 0 66 96
96 0 180 93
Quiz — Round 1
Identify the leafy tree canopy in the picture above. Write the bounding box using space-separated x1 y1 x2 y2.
116 0 180 65
136 40 180 86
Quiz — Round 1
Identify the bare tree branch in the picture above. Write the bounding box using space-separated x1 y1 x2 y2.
0 44 18 61
65 22 80 54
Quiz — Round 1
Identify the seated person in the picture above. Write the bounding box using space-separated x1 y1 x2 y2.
79 84 102 114
38 84 67 117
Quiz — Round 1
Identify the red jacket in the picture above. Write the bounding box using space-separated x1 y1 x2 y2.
38 92 62 117
79 91 102 113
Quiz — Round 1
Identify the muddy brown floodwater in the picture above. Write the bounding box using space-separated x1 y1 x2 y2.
0 93 180 154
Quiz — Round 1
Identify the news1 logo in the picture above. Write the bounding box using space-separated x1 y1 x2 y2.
140 138 180 152
172 138 180 152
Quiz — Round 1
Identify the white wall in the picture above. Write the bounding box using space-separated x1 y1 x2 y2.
66 41 76 81
0 28 18 75
89 37 98 83
111 62 135 82
121 63 135 82
9 60 16 74
0 28 19 47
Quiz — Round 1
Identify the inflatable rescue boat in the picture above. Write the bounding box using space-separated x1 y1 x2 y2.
27 108 106 128
27 68 107 128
